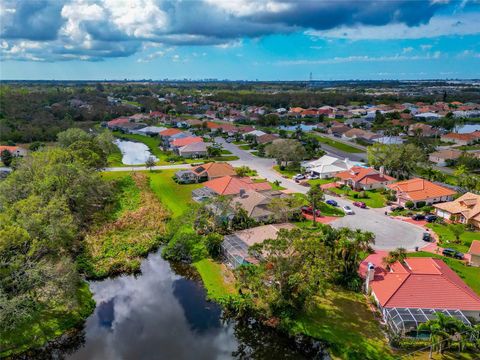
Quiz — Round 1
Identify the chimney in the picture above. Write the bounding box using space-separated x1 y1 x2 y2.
239 188 246 198
365 262 375 293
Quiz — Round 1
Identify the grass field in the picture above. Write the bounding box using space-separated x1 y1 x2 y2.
313 134 364 153
193 259 237 300
308 178 336 186
288 288 393 360
408 251 480 295
147 169 202 217
273 165 299 178
426 223 478 253
330 187 386 208
239 144 252 150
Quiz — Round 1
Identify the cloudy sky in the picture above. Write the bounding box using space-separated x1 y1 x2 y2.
1 0 479 80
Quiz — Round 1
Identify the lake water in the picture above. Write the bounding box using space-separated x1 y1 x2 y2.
115 139 158 165
456 123 480 133
279 125 317 132
40 251 323 359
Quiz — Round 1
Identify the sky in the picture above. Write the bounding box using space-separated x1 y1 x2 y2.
0 0 479 81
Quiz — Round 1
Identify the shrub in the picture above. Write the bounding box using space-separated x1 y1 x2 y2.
358 191 367 199
415 201 426 209
352 193 358 199
405 201 415 209
163 230 207 263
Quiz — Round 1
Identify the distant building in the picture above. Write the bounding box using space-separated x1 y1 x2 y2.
303 155 356 179
428 149 463 166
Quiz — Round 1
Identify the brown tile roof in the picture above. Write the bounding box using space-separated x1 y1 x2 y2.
159 128 183 137
388 178 456 201
336 166 395 184
434 192 480 221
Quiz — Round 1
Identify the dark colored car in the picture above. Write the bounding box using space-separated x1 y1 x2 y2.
353 201 367 208
422 232 432 242
411 214 425 221
425 215 437 222
301 206 321 217
442 248 464 259
326 199 338 206
390 205 404 212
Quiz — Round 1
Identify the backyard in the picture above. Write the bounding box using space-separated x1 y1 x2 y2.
288 288 393 360
193 258 237 301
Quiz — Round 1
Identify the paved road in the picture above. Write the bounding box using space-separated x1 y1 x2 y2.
105 138 426 251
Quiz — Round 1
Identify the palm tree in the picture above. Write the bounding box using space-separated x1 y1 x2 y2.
307 184 324 226
382 248 407 269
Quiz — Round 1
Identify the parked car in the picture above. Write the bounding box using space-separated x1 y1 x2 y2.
326 199 338 206
301 206 321 217
442 248 464 259
353 201 367 209
411 214 425 221
422 232 432 242
390 205 404 212
343 205 354 215
293 174 305 181
226 137 234 143
425 215 437 223
306 174 319 180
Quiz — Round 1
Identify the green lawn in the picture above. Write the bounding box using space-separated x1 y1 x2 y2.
273 165 300 178
220 149 233 155
408 252 480 295
0 281 95 358
426 223 478 253
252 178 286 190
308 178 336 186
250 151 260 156
330 187 386 208
107 142 126 167
288 288 393 360
193 258 237 301
233 140 247 145
318 201 345 216
239 144 251 150
313 134 364 153
148 169 202 217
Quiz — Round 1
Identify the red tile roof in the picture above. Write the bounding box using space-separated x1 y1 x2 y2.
469 240 480 255
0 145 20 153
159 128 183 137
171 136 203 147
367 257 480 310
203 176 272 195
388 178 456 201
107 117 131 126
336 166 395 185
206 121 221 129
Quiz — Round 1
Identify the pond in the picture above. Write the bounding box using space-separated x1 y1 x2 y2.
115 139 158 165
279 124 318 132
41 251 325 359
455 123 480 133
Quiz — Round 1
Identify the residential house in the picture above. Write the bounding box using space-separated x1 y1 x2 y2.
222 223 295 268
115 122 148 134
360 256 480 335
178 142 211 158
342 128 380 143
414 112 442 121
0 145 27 157
191 175 272 201
336 166 395 191
158 128 184 148
408 123 439 137
133 126 167 136
256 133 279 145
434 192 480 228
170 136 203 150
106 117 131 130
328 125 351 137
243 130 267 139
468 240 480 267
303 155 356 179
388 178 456 207
429 149 463 166
175 162 236 183
441 131 480 146
230 189 289 222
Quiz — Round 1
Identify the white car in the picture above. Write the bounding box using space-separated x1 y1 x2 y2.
293 174 306 181
343 205 354 215
306 174 319 180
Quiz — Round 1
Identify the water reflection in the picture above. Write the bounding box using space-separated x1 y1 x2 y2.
32 250 323 359
115 139 158 165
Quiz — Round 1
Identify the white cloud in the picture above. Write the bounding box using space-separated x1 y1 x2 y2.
214 40 243 49
307 13 480 40
204 0 292 17
402 47 413 53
